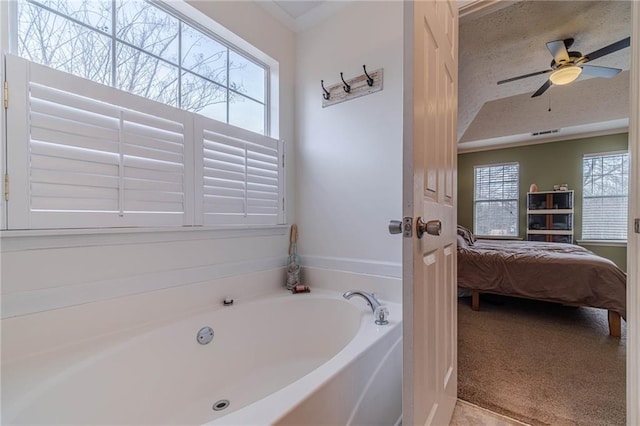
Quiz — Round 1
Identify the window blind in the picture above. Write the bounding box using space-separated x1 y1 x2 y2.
474 163 519 236
582 153 628 240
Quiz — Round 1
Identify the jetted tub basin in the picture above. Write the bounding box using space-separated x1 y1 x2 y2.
2 289 402 425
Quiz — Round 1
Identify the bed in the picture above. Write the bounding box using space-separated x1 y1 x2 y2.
456 226 627 337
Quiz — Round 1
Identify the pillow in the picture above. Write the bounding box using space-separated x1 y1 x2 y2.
456 234 469 249
457 225 476 245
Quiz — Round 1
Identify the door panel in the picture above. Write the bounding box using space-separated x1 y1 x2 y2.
403 1 458 425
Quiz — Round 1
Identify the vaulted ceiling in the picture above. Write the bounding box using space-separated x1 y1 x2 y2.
458 1 631 151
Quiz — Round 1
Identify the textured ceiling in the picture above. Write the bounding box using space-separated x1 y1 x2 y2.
459 1 631 146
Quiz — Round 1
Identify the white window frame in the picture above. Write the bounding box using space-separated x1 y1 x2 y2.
582 151 629 242
1 1 284 232
10 0 274 137
473 162 519 237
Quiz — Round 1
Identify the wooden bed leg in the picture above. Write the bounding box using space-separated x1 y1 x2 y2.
471 291 480 311
608 311 621 338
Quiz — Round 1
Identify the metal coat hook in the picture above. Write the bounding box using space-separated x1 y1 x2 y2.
363 65 374 86
340 72 351 93
321 80 330 100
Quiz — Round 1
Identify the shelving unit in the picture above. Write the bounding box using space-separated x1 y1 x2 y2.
527 190 574 243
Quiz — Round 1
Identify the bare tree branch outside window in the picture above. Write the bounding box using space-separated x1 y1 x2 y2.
17 0 267 134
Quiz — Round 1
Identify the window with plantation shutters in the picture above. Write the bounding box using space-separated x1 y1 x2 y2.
474 163 519 237
5 54 283 230
582 152 629 241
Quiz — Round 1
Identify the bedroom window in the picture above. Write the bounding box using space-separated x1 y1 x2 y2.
582 152 629 241
3 0 284 230
474 163 519 237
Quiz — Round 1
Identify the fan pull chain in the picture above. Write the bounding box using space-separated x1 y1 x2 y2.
548 95 552 112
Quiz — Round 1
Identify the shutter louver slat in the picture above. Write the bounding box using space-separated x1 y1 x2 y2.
31 127 120 155
30 111 120 142
123 132 184 154
123 144 184 164
123 111 184 136
205 150 246 166
205 186 246 198
30 98 120 131
204 140 245 157
204 169 245 183
31 182 119 200
30 155 118 176
31 141 119 165
123 178 183 193
30 83 119 119
31 197 119 212
31 169 119 189
204 159 245 174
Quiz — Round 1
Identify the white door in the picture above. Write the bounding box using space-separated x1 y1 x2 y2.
402 1 458 425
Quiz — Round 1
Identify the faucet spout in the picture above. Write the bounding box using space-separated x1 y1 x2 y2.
343 290 389 325
343 290 382 313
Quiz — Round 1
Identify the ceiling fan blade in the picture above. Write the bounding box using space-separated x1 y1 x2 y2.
497 69 552 85
583 37 631 62
531 80 552 98
581 65 622 78
546 39 571 64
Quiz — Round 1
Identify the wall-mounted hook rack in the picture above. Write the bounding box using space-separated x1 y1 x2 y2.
321 65 384 108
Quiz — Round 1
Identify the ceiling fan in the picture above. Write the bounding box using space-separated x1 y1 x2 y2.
497 36 631 97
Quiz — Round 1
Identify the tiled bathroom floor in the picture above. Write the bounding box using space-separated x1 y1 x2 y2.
450 400 530 426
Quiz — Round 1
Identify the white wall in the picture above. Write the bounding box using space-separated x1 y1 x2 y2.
295 1 403 277
0 1 296 318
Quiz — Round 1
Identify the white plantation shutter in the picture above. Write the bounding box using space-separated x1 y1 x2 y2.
5 54 283 230
195 116 284 225
6 55 192 229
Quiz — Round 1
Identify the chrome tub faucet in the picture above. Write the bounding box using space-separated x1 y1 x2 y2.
343 290 389 325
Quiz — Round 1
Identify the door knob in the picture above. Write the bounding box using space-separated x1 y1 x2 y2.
417 218 441 238
388 220 402 234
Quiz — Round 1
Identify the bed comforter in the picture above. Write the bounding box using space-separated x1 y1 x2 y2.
457 238 627 319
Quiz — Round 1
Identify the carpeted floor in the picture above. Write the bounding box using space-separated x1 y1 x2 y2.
458 295 626 426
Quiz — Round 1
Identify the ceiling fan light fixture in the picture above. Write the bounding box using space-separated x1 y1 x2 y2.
549 65 582 85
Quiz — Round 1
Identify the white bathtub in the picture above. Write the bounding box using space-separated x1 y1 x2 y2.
2 289 402 425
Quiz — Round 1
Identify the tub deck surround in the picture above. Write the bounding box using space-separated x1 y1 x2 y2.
1 267 288 365
2 288 402 425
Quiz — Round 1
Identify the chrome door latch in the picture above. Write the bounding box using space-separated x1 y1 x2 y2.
388 217 413 238
635 218 640 234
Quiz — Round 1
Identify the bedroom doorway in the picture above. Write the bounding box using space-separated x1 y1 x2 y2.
455 1 639 424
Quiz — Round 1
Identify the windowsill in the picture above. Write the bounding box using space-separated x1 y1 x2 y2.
0 225 289 251
576 240 627 247
476 236 523 240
